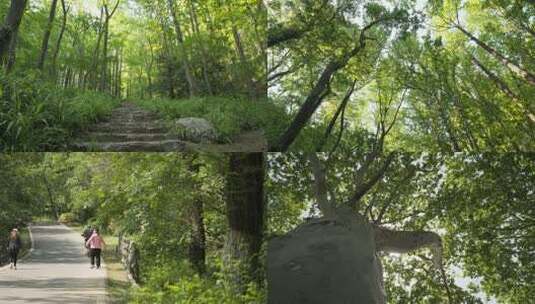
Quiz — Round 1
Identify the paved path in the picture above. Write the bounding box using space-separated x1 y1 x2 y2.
0 224 107 303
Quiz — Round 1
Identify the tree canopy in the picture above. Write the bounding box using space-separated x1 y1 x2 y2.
268 0 535 152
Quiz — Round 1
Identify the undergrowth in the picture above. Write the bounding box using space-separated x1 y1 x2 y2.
0 70 119 151
129 259 266 304
134 97 288 144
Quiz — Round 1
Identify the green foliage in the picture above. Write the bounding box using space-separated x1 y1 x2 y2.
0 71 119 151
58 212 76 224
131 263 265 304
134 97 288 144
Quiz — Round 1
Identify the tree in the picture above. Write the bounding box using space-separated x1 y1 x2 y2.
37 0 59 70
0 0 26 71
100 0 120 92
167 0 198 97
224 153 266 290
51 0 69 78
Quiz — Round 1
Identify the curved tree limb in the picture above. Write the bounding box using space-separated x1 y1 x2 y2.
374 226 443 268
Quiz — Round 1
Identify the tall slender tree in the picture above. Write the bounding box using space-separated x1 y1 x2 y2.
37 0 59 70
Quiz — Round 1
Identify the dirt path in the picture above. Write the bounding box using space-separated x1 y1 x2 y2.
0 224 107 303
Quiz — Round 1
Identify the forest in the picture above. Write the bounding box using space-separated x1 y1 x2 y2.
0 152 533 303
268 0 535 152
1 0 272 151
3 0 534 152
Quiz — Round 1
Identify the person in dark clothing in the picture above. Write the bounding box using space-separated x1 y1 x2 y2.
82 226 93 244
81 226 93 258
8 228 22 270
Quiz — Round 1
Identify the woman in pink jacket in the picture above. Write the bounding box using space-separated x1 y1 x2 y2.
85 229 106 269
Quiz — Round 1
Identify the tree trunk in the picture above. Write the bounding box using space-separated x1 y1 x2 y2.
51 0 68 79
224 153 266 290
0 0 27 70
37 0 59 70
268 214 384 304
232 26 257 100
167 0 198 97
188 0 213 95
89 7 105 90
99 0 119 92
101 17 110 92
5 29 18 73
271 43 367 151
187 158 207 275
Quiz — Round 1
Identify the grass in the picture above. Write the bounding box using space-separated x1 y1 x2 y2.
134 96 289 144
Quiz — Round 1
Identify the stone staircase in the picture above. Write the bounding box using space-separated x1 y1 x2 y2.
71 102 269 152
71 102 186 152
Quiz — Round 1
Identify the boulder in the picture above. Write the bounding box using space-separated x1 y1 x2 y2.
175 118 218 143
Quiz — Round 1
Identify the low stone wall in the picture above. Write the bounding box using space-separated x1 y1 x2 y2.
117 235 141 285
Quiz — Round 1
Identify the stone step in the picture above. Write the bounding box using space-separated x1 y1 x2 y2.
110 111 158 117
89 123 168 134
81 132 176 142
72 139 187 152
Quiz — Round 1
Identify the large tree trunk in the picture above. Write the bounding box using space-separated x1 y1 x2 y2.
268 213 384 304
0 0 27 70
37 0 59 70
167 0 198 97
224 153 266 290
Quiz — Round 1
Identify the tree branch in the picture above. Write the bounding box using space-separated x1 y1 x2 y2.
345 152 396 209
317 79 358 152
374 226 443 267
307 153 337 218
271 16 390 151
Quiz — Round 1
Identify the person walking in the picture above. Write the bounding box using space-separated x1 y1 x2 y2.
7 228 22 270
82 225 93 244
85 229 105 269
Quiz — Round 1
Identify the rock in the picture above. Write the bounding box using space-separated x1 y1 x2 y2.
175 117 218 143
267 217 384 304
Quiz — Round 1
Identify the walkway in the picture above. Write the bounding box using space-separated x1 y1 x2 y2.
0 224 107 303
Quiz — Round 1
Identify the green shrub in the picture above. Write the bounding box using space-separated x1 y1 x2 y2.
129 259 266 304
58 212 77 224
134 96 288 144
0 70 119 151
